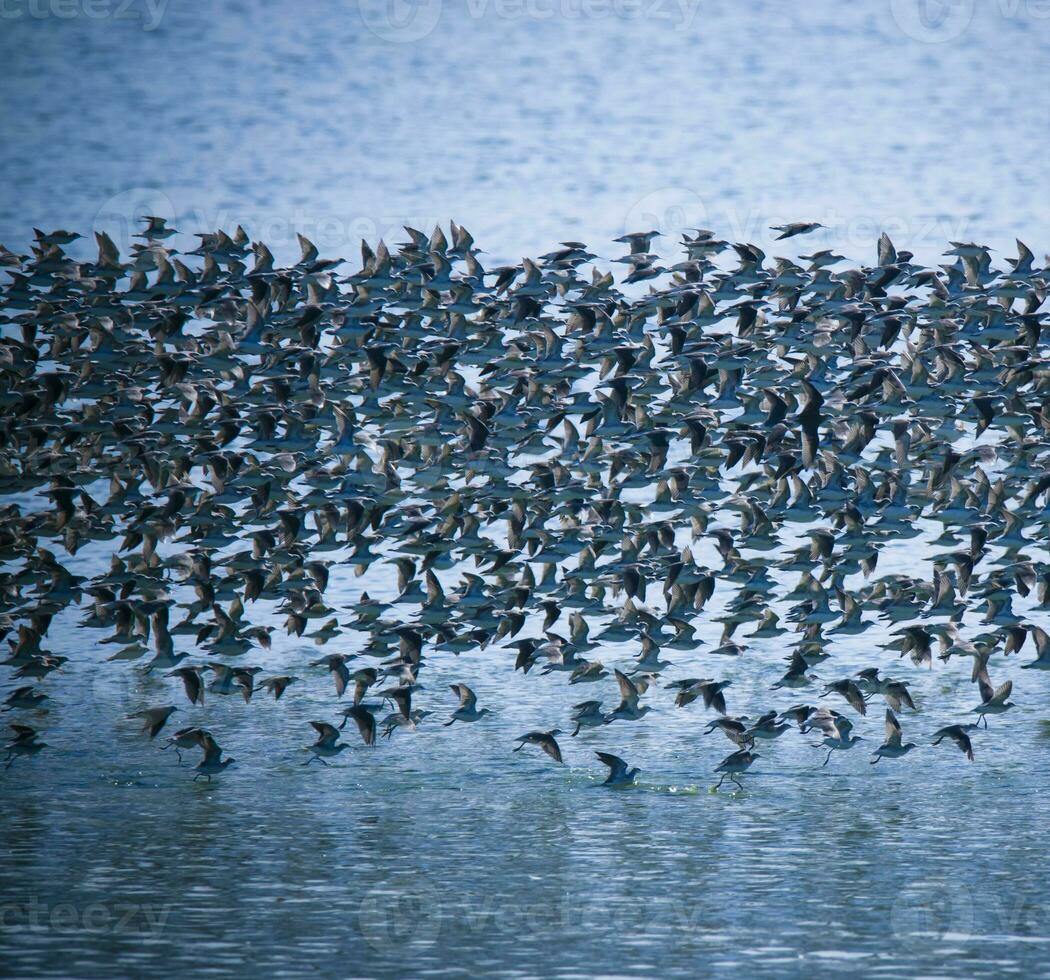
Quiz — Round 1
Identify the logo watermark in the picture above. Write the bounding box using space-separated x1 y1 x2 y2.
890 0 1050 43
358 0 702 43
0 899 171 936
624 186 709 243
0 0 168 31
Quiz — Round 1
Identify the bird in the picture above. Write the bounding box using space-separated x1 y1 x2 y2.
3 687 49 711
595 751 639 786
932 724 976 761
870 709 917 764
570 701 605 736
713 748 759 789
193 733 235 782
513 729 564 763
805 711 864 767
164 726 209 764
821 679 867 716
972 670 1015 727
443 684 491 726
130 705 178 739
312 655 352 699
615 230 661 255
167 666 205 706
746 711 791 741
771 222 824 240
704 716 754 748
339 705 377 746
605 670 652 723
304 721 349 765
4 724 47 768
256 675 300 700
1020 626 1050 670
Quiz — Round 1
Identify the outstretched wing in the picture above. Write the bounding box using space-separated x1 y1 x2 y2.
614 669 638 705
595 751 626 777
884 709 902 746
450 683 477 709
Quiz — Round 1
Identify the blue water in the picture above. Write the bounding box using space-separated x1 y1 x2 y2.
3 1 1050 977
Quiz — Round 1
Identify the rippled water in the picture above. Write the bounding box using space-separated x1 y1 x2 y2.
4 1 1050 977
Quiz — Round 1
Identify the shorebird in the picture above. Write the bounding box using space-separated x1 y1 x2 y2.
805 710 864 766
339 705 377 746
932 724 976 761
312 655 352 698
972 669 1015 726
513 729 564 763
304 721 349 765
746 711 791 741
4 724 47 768
570 700 605 736
870 710 917 764
605 670 652 723
704 716 754 748
130 705 178 739
821 679 868 715
1021 626 1050 670
193 733 235 781
595 751 639 786
3 687 49 711
854 669 916 712
444 684 491 726
164 726 209 763
256 675 299 700
713 748 759 789
614 230 661 255
771 222 824 240
168 666 205 706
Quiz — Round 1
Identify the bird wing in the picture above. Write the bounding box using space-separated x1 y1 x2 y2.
884 709 902 746
199 733 222 762
451 683 477 709
976 668 994 704
347 706 376 745
845 682 867 716
595 751 626 777
834 713 855 739
310 720 340 744
614 669 639 705
391 687 412 719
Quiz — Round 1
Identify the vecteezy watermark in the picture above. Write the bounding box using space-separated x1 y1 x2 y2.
889 0 975 41
623 187 709 245
358 878 444 954
889 0 1050 43
355 879 731 954
357 0 444 42
620 192 975 260
0 0 169 31
0 899 171 937
93 186 178 255
357 0 702 42
888 877 1050 951
463 0 703 27
888 878 977 951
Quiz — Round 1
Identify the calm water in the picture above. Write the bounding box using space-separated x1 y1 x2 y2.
4 2 1050 977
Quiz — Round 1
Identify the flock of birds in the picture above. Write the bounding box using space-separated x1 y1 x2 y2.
2 216 1049 791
